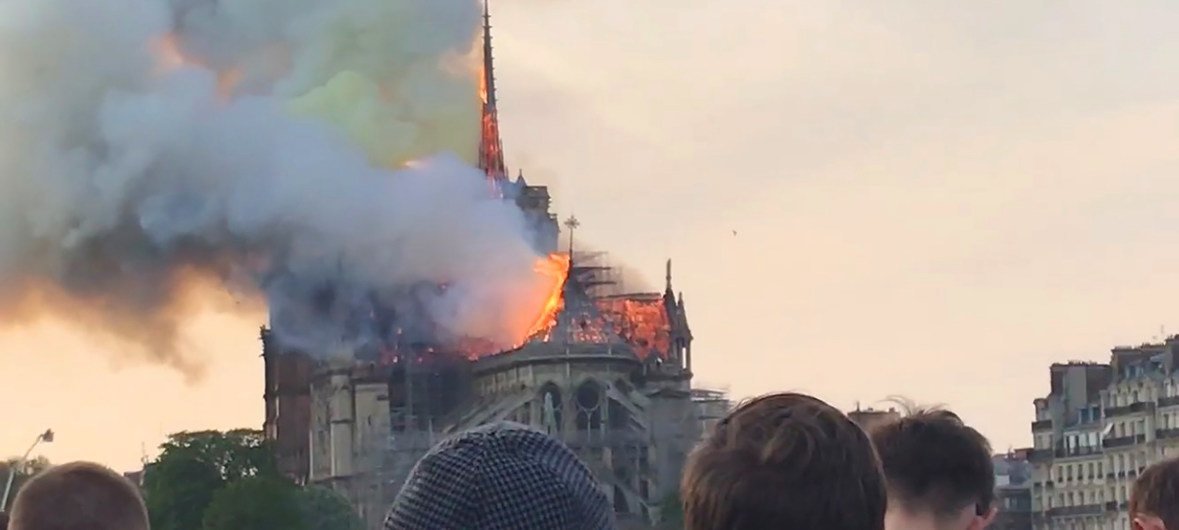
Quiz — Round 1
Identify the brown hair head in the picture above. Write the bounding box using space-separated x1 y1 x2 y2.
1130 457 1179 530
681 392 887 530
868 407 994 520
9 461 149 530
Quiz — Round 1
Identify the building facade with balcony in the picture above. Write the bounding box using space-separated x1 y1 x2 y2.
995 449 1034 530
1030 339 1179 530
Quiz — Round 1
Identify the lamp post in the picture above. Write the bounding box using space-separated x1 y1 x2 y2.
1 429 54 512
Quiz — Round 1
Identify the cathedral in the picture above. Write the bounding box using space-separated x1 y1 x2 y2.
261 4 708 528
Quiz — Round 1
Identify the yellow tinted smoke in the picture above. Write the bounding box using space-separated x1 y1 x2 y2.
289 71 418 168
287 67 481 170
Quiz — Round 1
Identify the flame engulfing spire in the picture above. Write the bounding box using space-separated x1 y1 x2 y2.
478 0 507 185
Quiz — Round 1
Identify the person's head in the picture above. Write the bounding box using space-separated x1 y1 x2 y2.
868 407 995 530
384 421 614 530
8 461 148 530
681 392 887 530
1130 457 1179 530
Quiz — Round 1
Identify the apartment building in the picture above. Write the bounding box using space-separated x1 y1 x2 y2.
995 449 1033 530
1030 339 1179 530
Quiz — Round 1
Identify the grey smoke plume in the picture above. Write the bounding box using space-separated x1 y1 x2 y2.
0 0 552 369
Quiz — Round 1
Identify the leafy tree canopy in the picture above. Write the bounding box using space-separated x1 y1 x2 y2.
144 429 279 530
201 476 306 530
145 429 364 530
159 429 277 481
298 486 365 530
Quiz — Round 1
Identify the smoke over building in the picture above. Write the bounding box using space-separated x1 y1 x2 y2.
262 4 710 528
0 0 560 371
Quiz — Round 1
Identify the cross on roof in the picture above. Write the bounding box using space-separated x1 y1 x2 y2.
564 215 580 255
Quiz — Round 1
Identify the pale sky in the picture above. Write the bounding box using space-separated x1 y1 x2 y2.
4 0 1179 470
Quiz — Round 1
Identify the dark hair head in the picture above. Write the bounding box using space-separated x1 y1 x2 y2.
1130 457 1179 529
868 407 994 519
681 392 887 530
9 461 149 530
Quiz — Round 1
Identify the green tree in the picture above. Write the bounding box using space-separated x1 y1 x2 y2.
160 429 277 480
298 487 364 530
201 476 306 530
144 429 280 530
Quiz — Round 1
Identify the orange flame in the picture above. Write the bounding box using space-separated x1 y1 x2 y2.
478 64 489 105
522 252 570 341
152 34 188 73
150 33 242 101
596 296 671 360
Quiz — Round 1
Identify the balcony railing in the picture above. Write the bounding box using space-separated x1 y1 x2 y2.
1105 401 1155 418
1054 445 1101 459
1159 396 1179 408
1032 419 1053 432
1103 434 1146 449
1105 501 1118 512
1157 428 1179 440
1047 504 1106 517
1028 448 1054 463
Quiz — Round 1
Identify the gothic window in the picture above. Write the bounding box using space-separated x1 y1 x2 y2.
575 380 604 432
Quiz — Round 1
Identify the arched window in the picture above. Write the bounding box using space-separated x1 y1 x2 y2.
575 380 604 431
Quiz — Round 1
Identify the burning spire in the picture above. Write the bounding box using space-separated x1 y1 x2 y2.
478 0 508 185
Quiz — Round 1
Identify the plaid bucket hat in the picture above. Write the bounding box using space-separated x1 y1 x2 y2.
384 421 616 530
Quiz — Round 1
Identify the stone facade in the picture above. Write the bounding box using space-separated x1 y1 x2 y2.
1029 339 1179 530
995 449 1034 530
284 266 704 529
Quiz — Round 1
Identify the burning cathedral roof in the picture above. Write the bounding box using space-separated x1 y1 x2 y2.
489 253 688 363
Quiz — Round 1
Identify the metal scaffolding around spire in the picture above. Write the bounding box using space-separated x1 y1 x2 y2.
478 0 507 184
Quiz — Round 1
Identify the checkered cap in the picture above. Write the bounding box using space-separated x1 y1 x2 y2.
384 421 616 530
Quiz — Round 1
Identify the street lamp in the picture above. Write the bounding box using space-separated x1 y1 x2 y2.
1 429 54 512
